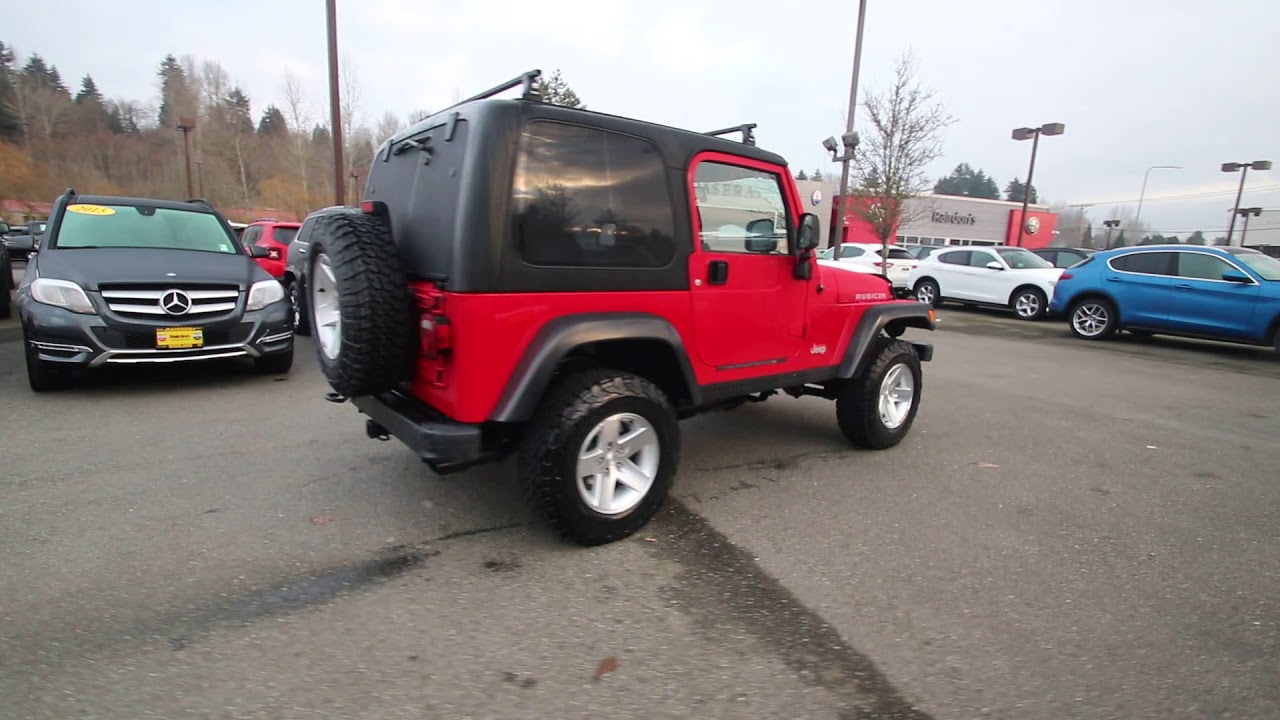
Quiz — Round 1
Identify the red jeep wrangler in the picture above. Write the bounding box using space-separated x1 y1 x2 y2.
304 71 935 545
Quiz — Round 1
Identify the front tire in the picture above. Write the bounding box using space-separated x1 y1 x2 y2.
288 279 311 337
836 339 922 450
914 279 941 307
1069 297 1119 340
519 370 679 546
1011 286 1048 321
254 345 294 374
25 338 74 392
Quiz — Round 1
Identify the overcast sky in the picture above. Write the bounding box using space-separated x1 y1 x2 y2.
6 0 1279 241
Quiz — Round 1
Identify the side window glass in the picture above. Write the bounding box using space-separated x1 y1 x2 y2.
241 226 261 246
840 246 865 258
1112 252 1174 275
1176 252 1234 281
512 121 676 269
693 161 790 255
968 251 996 267
938 251 970 265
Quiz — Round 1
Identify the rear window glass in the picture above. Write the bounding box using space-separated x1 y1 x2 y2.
512 121 676 269
269 227 299 246
53 204 237 254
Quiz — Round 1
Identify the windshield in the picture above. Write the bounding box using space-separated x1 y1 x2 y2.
1229 250 1280 280
53 204 238 254
997 248 1054 269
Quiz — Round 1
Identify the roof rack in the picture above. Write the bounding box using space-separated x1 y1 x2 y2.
450 69 543 113
704 124 757 146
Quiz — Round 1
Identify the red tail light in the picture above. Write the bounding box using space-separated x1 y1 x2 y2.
1060 272 1073 280
361 200 388 216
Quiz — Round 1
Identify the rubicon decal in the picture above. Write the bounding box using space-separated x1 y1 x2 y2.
855 292 890 301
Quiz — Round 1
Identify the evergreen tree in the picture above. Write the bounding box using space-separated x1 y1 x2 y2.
1005 177 1038 203
257 104 287 137
156 54 190 128
1186 230 1206 245
540 69 584 109
795 169 808 180
0 41 22 142
812 169 824 181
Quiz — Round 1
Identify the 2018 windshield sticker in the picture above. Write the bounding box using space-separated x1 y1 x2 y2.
66 204 116 216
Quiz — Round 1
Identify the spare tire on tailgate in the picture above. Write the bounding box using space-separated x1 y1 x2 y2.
306 211 414 397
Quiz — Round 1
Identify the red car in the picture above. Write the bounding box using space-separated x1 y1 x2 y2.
240 220 301 279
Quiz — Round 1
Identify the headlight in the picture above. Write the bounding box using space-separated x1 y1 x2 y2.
31 278 97 314
246 279 286 311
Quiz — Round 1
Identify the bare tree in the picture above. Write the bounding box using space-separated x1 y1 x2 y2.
281 69 311 193
407 109 432 124
339 56 361 181
847 51 954 253
374 110 404 143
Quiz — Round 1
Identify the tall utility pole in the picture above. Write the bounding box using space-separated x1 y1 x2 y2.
1222 160 1271 244
1011 123 1065 247
1135 164 1180 224
176 116 197 198
326 0 345 207
829 0 868 251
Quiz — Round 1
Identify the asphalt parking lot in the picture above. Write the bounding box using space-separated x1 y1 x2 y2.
1 294 1277 719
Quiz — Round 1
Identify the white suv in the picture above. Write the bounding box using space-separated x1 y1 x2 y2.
821 243 917 293
907 245 1064 320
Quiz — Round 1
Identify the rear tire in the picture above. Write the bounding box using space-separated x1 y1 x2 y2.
25 338 74 392
519 370 679 546
307 212 413 397
1069 297 1119 340
836 339 922 450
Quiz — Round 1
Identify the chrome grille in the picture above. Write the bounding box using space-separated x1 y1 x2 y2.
99 284 240 318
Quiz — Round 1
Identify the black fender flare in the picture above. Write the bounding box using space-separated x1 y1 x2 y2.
489 313 700 423
838 303 936 379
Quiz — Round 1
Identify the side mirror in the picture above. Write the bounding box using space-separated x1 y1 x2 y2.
6 235 35 251
247 245 270 259
0 222 10 234
796 213 820 252
985 261 1004 271
1222 270 1253 283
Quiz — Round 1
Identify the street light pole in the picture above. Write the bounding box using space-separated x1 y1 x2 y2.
1011 123 1065 247
829 0 868 252
1236 207 1262 244
1103 219 1121 249
1222 160 1272 245
1135 164 1180 224
326 0 346 207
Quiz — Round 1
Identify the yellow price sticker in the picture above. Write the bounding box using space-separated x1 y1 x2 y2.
67 204 116 216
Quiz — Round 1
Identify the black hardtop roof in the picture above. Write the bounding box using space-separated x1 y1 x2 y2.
389 97 790 169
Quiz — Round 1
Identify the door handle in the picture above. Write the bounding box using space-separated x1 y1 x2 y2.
708 260 729 285
1105 277 1123 282
1174 283 1193 290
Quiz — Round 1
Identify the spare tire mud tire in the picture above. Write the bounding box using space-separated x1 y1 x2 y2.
307 211 414 397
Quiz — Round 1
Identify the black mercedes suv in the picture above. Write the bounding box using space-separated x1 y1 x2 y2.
16 190 295 391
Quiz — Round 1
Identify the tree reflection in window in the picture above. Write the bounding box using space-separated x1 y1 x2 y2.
513 122 676 268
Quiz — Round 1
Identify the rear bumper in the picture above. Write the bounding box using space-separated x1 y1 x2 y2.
350 390 494 474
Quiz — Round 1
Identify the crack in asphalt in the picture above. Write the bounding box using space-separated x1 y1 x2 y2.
651 501 934 719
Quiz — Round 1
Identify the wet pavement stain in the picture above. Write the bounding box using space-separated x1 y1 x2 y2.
649 501 934 720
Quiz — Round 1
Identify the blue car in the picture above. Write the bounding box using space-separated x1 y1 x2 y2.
1049 244 1280 350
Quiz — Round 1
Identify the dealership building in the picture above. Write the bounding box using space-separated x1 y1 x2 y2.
793 179 1061 249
